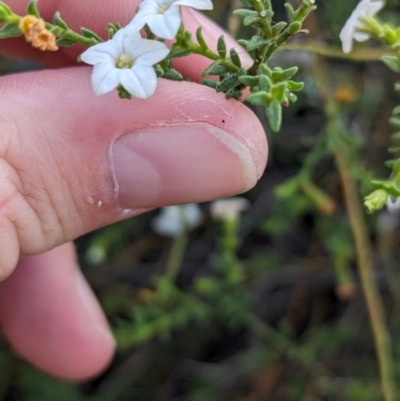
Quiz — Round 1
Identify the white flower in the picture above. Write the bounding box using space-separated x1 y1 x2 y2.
80 27 170 98
387 196 400 213
152 204 203 237
129 0 213 40
339 0 385 54
210 197 250 220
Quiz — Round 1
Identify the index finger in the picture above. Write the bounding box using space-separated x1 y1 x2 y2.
0 0 251 78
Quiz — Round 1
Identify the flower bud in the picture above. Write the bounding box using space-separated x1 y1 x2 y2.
364 189 388 213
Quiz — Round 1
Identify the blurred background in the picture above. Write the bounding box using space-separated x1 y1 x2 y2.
2 0 400 400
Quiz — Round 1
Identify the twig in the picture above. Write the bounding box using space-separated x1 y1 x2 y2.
312 56 397 401
279 41 390 62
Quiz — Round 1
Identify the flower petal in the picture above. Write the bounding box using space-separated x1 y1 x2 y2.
128 0 161 32
91 62 121 95
146 7 181 39
132 39 170 65
120 66 158 99
173 0 213 10
80 41 120 65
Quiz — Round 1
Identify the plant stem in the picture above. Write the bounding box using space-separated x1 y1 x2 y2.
312 56 397 401
280 41 390 62
165 230 187 282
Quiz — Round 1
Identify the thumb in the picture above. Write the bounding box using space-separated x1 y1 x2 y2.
0 67 267 279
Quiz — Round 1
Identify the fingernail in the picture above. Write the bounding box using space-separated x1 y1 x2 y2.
185 8 253 69
76 270 116 346
111 123 258 209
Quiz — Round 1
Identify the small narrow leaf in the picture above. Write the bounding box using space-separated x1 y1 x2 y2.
154 64 164 77
230 48 241 68
287 80 304 91
81 27 102 42
266 100 282 132
259 75 272 91
54 12 68 30
201 62 228 77
27 0 40 17
56 37 75 47
247 91 270 106
217 35 227 58
196 26 208 50
226 88 243 100
0 23 21 39
216 75 241 92
271 82 287 101
286 21 302 35
238 75 259 87
163 69 184 81
201 79 218 89
381 55 400 72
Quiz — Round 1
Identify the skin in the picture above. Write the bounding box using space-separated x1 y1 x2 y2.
0 0 268 380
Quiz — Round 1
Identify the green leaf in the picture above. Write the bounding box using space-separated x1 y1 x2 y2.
117 85 132 100
273 66 298 81
271 82 287 101
0 23 21 39
0 2 14 23
167 44 191 59
266 100 282 132
241 35 270 52
284 4 296 21
53 12 68 30
201 79 218 89
260 63 272 77
57 37 75 47
287 80 304 91
81 27 102 43
233 9 259 20
196 26 207 50
239 0 253 7
230 48 241 68
238 75 259 87
154 64 164 77
244 15 262 27
216 74 241 92
163 68 184 81
27 0 40 17
226 88 243 100
259 75 272 91
390 117 400 129
272 21 288 36
217 35 226 58
381 55 400 72
286 21 302 35
201 62 228 77
393 105 400 115
247 91 270 105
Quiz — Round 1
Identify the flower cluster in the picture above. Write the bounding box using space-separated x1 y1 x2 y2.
19 14 58 51
0 0 315 132
80 0 213 98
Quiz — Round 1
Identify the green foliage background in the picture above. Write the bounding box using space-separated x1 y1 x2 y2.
2 0 400 400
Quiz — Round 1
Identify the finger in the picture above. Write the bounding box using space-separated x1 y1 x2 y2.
0 67 267 280
0 243 115 380
0 1 251 78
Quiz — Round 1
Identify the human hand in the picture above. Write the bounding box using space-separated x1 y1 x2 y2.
0 0 268 380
